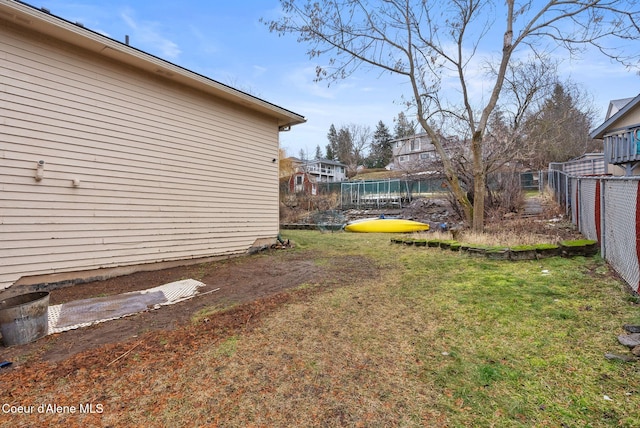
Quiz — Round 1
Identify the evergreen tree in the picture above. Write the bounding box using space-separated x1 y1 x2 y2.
393 112 415 139
314 144 323 159
325 144 335 160
326 124 339 160
336 127 353 164
524 83 597 170
367 120 393 168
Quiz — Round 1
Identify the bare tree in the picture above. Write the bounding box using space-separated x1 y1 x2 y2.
479 56 561 176
328 123 371 176
279 147 296 178
524 82 601 170
346 123 371 170
265 0 640 231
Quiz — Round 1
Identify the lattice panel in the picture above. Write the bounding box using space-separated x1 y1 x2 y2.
603 179 639 292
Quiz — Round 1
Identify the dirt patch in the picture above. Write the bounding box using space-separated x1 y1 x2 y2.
1 252 379 366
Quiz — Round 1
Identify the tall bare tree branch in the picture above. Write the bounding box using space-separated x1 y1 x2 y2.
265 0 640 231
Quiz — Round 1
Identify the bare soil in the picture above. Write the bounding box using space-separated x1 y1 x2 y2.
1 252 380 367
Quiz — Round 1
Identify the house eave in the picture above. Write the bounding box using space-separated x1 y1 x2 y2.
590 93 640 139
0 0 306 129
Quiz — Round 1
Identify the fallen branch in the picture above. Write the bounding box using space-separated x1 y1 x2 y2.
107 341 142 367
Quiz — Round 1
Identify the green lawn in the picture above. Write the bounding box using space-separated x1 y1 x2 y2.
3 230 640 427
276 231 640 427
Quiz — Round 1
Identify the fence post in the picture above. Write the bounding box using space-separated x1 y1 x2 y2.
599 179 606 258
568 174 571 215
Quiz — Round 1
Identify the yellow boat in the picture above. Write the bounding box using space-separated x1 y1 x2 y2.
344 218 430 233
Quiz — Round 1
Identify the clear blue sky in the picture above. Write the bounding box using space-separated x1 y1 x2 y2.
34 0 639 158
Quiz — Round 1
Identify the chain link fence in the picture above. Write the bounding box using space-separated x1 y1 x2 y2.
548 170 640 293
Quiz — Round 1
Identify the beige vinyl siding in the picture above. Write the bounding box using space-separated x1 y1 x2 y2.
0 21 281 289
612 108 640 130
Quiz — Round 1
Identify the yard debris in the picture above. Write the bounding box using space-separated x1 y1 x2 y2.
48 279 205 334
617 333 640 348
248 245 269 254
249 235 293 253
271 240 292 250
604 353 636 362
623 324 640 333
197 288 221 297
607 327 640 362
107 341 142 367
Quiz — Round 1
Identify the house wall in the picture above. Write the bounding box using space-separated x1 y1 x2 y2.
288 173 316 194
309 164 345 182
602 103 640 176
0 20 281 289
391 134 438 170
607 104 640 129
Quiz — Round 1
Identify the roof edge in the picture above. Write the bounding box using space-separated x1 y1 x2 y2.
0 0 306 128
590 93 640 139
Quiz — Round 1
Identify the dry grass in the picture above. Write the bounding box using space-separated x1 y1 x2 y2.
351 168 405 180
2 230 640 427
186 276 436 426
419 191 581 247
457 228 559 247
417 227 565 247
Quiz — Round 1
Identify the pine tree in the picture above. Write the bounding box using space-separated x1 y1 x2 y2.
326 124 339 160
325 144 335 160
394 112 415 139
367 120 393 168
336 127 353 164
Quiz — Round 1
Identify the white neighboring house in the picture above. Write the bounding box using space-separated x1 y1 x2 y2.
290 158 347 183
0 1 305 291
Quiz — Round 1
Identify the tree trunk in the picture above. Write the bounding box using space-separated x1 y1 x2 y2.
471 131 485 233
425 127 473 225
444 154 473 225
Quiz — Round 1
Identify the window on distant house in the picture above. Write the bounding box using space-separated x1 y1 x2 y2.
296 175 303 185
399 155 407 162
422 151 438 160
411 138 420 151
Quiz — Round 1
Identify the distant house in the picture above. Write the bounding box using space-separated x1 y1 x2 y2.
0 1 305 291
390 133 439 171
287 157 347 183
590 94 640 176
288 172 317 195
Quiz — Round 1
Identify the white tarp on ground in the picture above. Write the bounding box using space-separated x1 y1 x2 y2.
47 279 205 334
